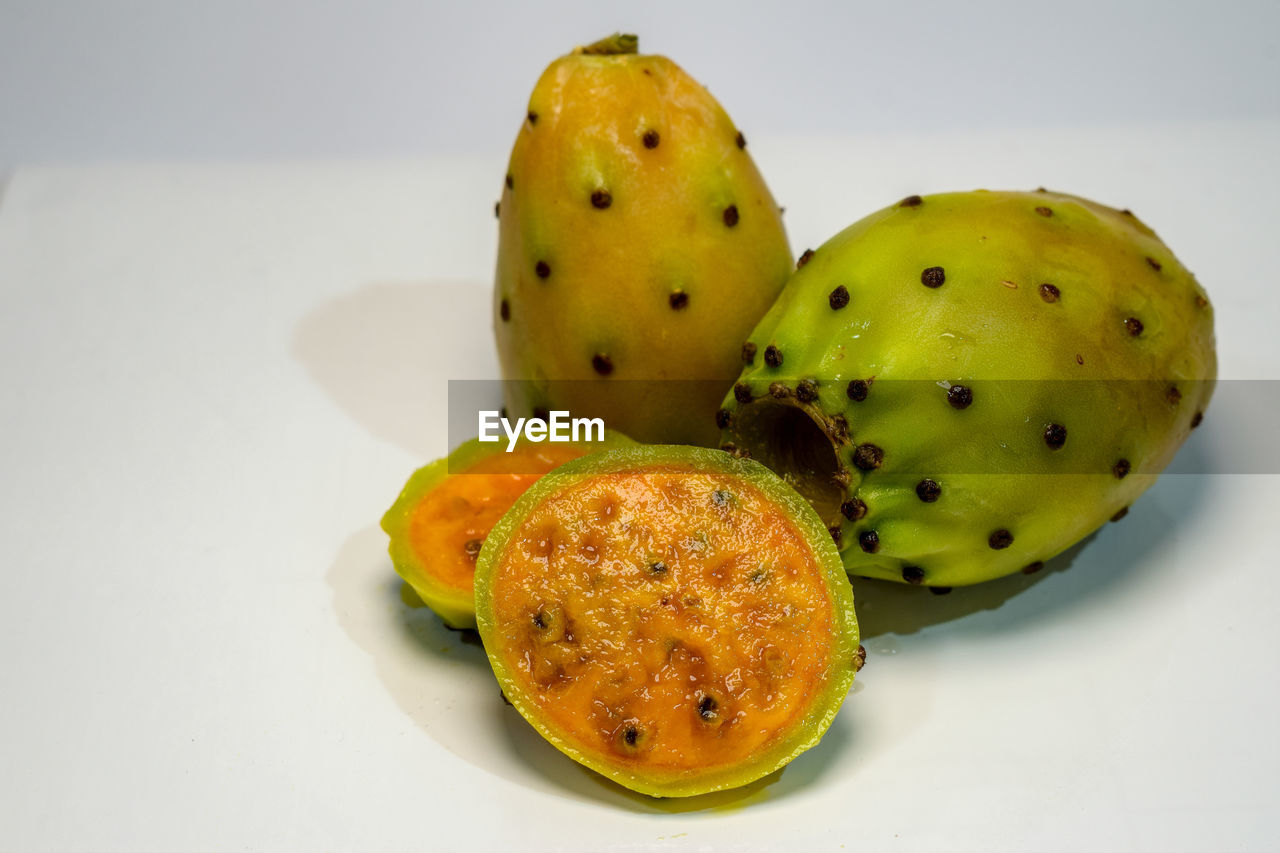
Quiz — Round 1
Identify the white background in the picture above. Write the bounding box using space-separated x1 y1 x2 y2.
2 0 1279 168
2 3 1279 852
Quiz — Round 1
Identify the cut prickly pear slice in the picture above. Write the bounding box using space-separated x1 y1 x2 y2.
476 446 859 797
381 432 633 628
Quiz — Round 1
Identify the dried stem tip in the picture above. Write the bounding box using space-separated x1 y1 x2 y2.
576 33 639 55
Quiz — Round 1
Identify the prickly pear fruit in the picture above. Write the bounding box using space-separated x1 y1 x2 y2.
717 190 1216 587
494 34 792 446
381 431 633 628
476 446 859 797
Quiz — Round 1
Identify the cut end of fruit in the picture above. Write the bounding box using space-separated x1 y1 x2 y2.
476 446 858 798
383 433 633 629
723 399 848 527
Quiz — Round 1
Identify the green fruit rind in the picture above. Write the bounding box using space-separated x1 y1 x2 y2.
718 189 1216 588
475 445 859 798
381 431 634 629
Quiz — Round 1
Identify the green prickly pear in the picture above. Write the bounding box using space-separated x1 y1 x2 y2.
716 189 1216 587
494 34 792 446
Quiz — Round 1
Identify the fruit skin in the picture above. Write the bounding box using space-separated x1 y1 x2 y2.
381 430 633 628
475 445 859 798
494 35 793 447
718 189 1216 587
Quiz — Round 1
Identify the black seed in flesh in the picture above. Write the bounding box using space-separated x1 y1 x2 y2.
698 693 719 721
797 249 814 268
841 499 868 521
899 195 923 208
505 173 514 190
591 189 612 209
1125 317 1144 337
858 530 880 554
499 299 510 321
929 586 953 596
829 526 843 547
1039 283 1061 303
715 408 732 429
830 413 850 441
1036 206 1053 217
989 529 1014 550
829 285 850 309
1192 411 1204 428
535 260 551 279
464 538 483 560
623 726 639 747
532 611 548 630
769 382 791 399
902 566 925 584
1111 506 1130 522
853 645 867 671
921 266 946 288
648 561 668 576
1114 459 1131 479
1167 386 1182 405
916 479 941 502
741 342 757 365
1043 423 1067 450
723 205 740 227
853 444 883 471
764 345 783 368
735 131 746 149
1147 256 1162 271
643 129 660 148
527 111 538 124
796 379 818 403
944 384 972 410
847 379 869 402
669 289 689 310
1022 561 1045 575
592 353 614 376
734 383 753 404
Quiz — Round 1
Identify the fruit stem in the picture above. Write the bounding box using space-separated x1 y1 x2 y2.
575 33 639 56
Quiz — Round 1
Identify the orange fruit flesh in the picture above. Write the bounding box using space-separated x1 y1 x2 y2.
407 443 587 593
490 464 836 772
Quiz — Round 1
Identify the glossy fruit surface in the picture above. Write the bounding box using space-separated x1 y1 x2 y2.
476 446 859 797
718 189 1216 586
381 432 632 627
495 35 792 445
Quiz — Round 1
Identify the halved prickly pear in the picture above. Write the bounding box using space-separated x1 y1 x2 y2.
475 446 860 797
381 431 633 628
494 34 793 445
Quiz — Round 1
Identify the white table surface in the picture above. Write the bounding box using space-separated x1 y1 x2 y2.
1 120 1278 852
